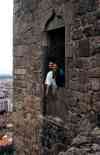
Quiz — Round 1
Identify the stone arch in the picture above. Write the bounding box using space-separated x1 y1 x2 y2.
45 14 64 31
41 8 65 32
41 9 54 32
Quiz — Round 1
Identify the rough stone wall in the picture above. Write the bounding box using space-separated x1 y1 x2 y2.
14 0 100 154
13 0 42 154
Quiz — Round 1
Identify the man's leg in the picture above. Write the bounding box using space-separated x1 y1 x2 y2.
52 81 57 96
45 85 50 96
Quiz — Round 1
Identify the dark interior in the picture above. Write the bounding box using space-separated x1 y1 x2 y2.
48 27 65 68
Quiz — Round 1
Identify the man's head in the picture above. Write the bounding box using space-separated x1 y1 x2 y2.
48 62 54 69
52 63 58 70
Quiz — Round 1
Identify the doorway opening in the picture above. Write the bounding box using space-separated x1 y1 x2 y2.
45 27 65 87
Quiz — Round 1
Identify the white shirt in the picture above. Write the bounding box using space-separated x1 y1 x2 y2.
45 71 57 88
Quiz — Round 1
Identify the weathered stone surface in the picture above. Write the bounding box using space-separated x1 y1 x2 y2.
72 135 91 146
90 36 100 55
93 102 100 112
91 127 100 138
90 78 100 91
14 45 29 56
88 67 100 78
78 118 92 134
63 147 85 155
93 92 100 102
79 39 90 57
91 143 100 152
15 68 26 75
14 0 100 154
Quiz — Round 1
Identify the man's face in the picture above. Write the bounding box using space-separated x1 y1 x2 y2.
52 63 58 70
48 62 53 69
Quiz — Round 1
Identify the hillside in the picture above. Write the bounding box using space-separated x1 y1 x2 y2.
0 75 12 80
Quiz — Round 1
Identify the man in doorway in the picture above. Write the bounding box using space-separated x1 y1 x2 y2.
45 62 57 96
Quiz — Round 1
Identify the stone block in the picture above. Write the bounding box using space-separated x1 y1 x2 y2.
89 54 100 68
15 68 26 75
72 91 90 104
79 39 90 57
93 92 100 102
78 118 92 134
83 24 95 37
14 80 26 88
90 78 100 91
69 80 89 92
93 102 100 112
74 58 90 69
64 147 85 155
78 101 88 113
91 127 100 136
72 135 91 146
14 74 25 80
14 45 29 56
72 29 83 40
91 144 100 152
72 18 81 29
14 56 27 66
88 67 100 78
90 36 100 55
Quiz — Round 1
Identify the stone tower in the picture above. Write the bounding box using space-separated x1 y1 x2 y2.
14 0 100 154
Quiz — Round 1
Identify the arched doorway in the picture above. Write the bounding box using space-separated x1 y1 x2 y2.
42 15 65 116
42 15 65 81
